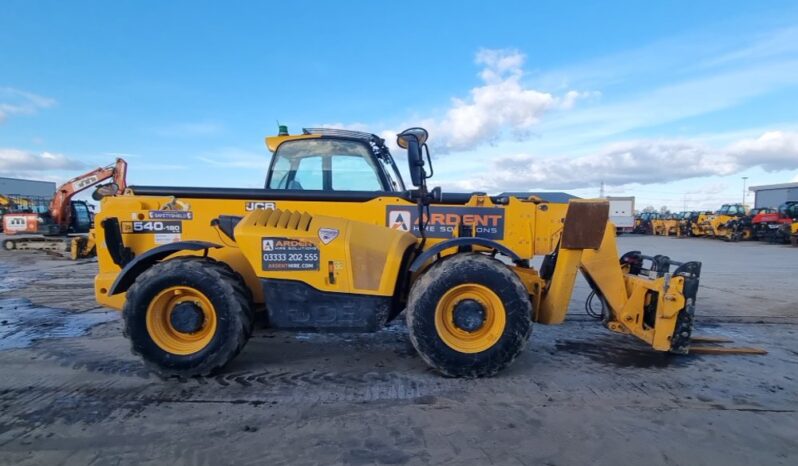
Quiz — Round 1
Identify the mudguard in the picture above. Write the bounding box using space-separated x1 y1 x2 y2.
408 237 523 273
107 241 221 295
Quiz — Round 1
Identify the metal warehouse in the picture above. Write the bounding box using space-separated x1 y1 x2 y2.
749 182 798 209
0 176 57 198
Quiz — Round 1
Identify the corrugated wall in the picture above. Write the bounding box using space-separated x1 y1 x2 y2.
754 188 792 209
0 177 57 198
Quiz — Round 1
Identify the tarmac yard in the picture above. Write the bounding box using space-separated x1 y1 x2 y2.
0 235 796 465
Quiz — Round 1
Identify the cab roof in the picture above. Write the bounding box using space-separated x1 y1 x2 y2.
265 127 387 153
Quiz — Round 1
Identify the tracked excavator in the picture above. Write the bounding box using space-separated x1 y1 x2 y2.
2 158 127 259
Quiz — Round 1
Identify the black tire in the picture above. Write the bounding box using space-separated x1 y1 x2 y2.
406 253 532 378
3 239 15 250
123 257 254 377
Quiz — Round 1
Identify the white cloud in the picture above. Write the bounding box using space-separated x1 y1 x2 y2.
418 49 591 153
0 87 55 123
728 131 798 172
0 148 86 173
448 130 798 192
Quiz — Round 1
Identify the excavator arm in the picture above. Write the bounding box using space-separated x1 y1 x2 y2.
537 200 701 353
50 158 127 232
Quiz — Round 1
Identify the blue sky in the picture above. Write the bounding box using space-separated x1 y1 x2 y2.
2 0 798 210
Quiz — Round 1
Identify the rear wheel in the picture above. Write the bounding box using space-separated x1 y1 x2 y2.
3 239 15 250
406 253 532 377
123 257 254 377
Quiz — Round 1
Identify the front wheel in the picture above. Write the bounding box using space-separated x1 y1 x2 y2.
123 257 254 377
406 253 532 377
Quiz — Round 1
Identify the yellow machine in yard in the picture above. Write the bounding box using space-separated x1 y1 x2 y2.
776 203 798 246
680 211 710 237
697 204 747 239
652 214 681 237
92 127 702 378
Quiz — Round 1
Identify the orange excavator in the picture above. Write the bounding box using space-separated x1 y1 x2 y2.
2 158 127 258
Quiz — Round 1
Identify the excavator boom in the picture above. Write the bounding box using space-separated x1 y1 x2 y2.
50 158 127 232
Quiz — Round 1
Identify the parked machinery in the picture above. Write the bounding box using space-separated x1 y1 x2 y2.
91 127 702 378
2 159 127 258
652 213 681 237
0 194 11 232
698 204 747 239
633 211 660 234
773 203 798 245
723 207 772 242
753 202 797 243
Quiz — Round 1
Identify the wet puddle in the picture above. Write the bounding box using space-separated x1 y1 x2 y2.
555 337 696 368
0 297 117 351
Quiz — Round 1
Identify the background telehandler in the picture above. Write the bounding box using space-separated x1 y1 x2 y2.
697 203 747 239
93 127 702 378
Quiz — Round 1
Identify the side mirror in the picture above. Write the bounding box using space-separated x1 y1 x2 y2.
406 137 425 187
397 128 429 188
92 183 119 201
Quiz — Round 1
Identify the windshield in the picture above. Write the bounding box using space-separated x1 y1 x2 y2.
381 157 405 191
267 139 385 191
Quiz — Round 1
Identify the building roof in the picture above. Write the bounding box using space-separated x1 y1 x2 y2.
499 191 581 203
749 182 798 191
0 176 57 197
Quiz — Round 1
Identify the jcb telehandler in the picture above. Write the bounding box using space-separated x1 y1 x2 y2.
633 211 660 234
698 203 747 239
93 127 701 377
652 213 680 237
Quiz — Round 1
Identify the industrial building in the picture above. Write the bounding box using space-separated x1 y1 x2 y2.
0 176 56 198
499 191 580 203
749 182 798 209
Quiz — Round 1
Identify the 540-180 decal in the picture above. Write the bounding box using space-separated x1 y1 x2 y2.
122 221 183 244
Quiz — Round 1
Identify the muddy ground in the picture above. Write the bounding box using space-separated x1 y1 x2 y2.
0 235 796 465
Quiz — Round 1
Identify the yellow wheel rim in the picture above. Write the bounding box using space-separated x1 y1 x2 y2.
434 284 506 354
146 286 217 355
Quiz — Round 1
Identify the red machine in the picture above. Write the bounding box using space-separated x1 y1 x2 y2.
752 202 796 242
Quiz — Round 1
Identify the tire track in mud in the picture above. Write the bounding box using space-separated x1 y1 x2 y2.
4 318 794 434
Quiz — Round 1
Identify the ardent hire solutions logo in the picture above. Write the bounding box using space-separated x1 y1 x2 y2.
389 210 412 232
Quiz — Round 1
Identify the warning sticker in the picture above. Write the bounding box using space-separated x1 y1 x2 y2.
155 233 182 244
385 205 505 240
261 237 320 271
149 210 193 220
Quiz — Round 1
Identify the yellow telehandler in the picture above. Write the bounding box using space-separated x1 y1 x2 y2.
92 127 702 377
698 204 747 239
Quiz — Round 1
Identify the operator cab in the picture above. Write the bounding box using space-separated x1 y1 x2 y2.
69 201 93 233
778 201 798 218
717 204 745 216
265 128 405 193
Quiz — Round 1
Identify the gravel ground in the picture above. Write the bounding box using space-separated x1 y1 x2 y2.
0 234 796 465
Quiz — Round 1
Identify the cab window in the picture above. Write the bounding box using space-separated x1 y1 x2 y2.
267 139 385 191
332 156 382 190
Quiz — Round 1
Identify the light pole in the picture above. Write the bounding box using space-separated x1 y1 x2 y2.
741 176 748 207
